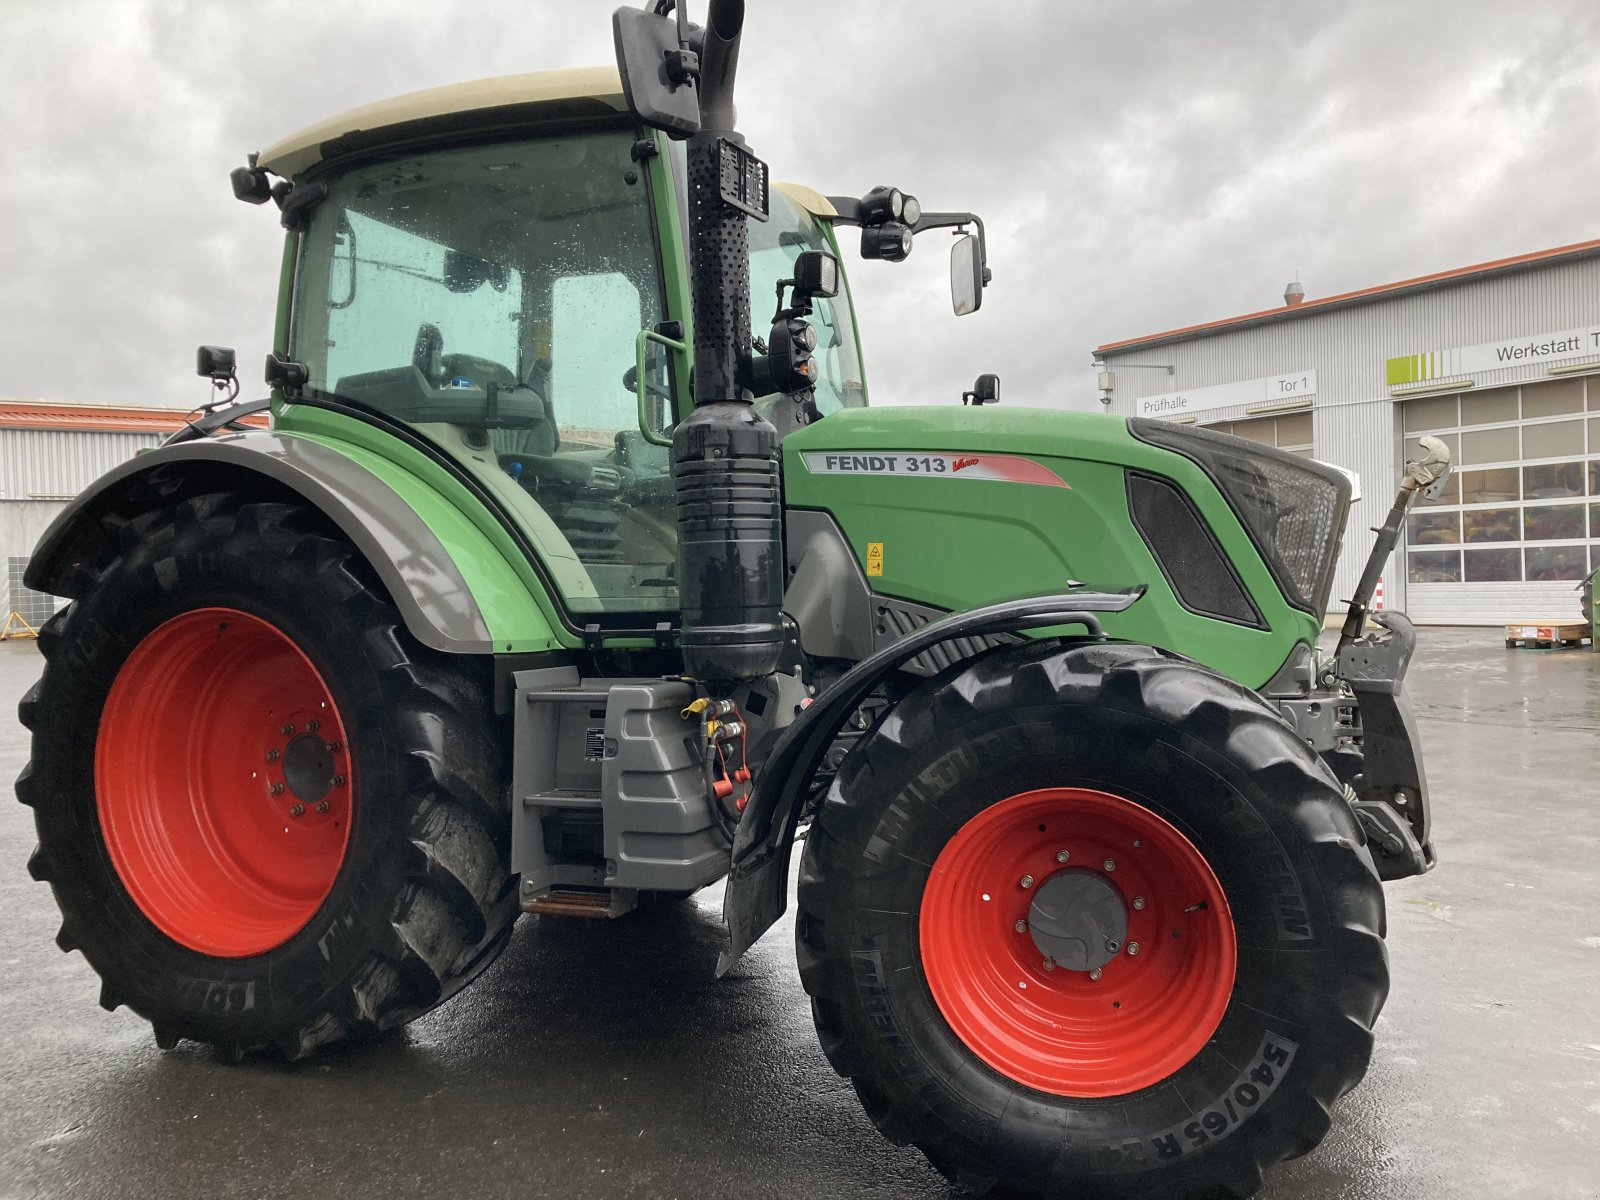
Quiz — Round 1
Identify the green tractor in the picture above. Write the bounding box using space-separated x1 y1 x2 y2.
16 3 1448 1196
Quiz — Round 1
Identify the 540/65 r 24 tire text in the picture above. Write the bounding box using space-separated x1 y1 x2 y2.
16 493 517 1060
796 640 1388 1200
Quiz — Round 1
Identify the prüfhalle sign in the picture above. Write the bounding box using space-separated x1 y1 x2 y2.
1138 370 1317 419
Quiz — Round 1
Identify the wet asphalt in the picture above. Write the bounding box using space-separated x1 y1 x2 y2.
1 628 1597 1200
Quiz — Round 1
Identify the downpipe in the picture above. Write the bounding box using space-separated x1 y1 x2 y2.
673 0 786 694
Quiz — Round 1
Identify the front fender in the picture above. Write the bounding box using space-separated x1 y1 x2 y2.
717 587 1144 974
26 431 557 655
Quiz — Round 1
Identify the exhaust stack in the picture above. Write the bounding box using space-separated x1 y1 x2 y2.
669 0 785 692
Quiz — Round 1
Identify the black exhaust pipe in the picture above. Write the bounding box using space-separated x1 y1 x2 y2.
674 0 785 693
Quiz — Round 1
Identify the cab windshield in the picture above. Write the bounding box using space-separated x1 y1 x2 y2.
290 129 678 617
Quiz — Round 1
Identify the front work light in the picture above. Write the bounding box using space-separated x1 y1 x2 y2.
859 186 904 224
861 223 913 262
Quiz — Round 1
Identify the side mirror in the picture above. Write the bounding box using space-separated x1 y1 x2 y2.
963 373 999 406
951 234 984 316
612 5 702 137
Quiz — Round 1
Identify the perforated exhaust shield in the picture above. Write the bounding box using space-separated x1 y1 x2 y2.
1128 419 1352 615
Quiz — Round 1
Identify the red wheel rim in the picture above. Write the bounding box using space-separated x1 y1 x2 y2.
95 608 355 957
920 787 1236 1097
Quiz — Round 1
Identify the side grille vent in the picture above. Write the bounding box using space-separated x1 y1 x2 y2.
1127 472 1264 628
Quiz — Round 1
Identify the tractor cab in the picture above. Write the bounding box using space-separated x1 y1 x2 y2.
269 86 864 621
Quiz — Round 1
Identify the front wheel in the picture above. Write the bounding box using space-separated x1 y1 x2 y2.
796 641 1388 1199
17 494 517 1060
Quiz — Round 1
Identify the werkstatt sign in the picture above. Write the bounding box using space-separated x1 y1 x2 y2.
1386 325 1600 386
1137 370 1317 419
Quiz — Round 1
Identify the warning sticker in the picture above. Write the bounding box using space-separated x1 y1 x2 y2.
866 542 884 576
800 451 1068 488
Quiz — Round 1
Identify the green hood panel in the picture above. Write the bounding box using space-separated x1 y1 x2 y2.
782 407 1320 687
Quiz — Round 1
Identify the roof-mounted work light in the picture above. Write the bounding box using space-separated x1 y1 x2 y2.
861 223 913 262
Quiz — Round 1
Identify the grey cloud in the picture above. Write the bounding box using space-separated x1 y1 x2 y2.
3 0 1597 413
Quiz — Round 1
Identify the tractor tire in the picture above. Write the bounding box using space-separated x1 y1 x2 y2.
796 640 1387 1200
16 493 517 1060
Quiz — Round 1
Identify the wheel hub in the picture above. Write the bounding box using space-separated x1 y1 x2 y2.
282 731 335 804
1027 868 1127 971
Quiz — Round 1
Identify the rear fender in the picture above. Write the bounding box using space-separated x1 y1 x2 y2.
26 432 553 655
718 587 1145 974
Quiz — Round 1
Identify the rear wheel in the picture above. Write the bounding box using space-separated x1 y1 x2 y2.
17 494 517 1059
797 641 1387 1199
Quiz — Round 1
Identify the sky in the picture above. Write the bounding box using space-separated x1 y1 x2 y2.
3 0 1599 413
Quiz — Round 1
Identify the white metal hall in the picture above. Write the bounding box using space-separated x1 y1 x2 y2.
1093 239 1600 625
0 399 187 631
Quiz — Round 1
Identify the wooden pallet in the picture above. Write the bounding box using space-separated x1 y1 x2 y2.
1504 621 1592 649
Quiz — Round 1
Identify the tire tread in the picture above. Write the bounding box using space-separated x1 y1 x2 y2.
17 492 517 1061
795 639 1388 1200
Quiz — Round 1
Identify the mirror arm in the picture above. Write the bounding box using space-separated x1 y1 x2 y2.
823 196 865 224
913 211 991 285
830 200 991 286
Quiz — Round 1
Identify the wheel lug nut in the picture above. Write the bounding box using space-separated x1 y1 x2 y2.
270 783 285 796
1014 920 1028 933
1133 896 1146 910
1041 958 1056 972
1019 874 1034 889
307 720 319 732
1127 942 1140 956
1055 850 1070 863
327 741 342 753
265 749 280 762
281 723 295 736
1103 858 1117 872
1089 968 1102 981
289 803 305 817
315 801 330 814
333 775 346 788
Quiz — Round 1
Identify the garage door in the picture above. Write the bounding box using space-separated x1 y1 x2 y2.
1402 377 1599 623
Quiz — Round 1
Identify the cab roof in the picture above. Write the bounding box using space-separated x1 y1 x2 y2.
257 67 629 179
255 66 841 223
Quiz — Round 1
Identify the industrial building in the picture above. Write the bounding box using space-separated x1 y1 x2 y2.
0 399 185 632
1094 239 1600 624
